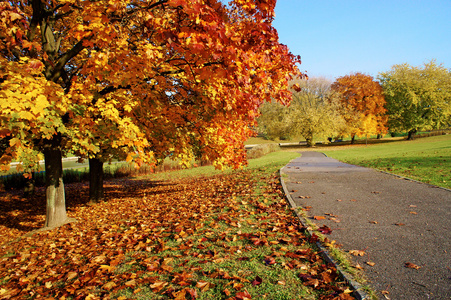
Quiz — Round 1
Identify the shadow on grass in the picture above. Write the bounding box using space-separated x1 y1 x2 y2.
0 176 179 244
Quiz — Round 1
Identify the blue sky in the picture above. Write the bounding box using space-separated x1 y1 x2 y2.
273 0 451 80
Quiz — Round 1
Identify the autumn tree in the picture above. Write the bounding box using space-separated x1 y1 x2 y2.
257 101 291 141
331 73 387 144
288 78 346 146
378 61 451 140
258 77 345 146
0 1 302 228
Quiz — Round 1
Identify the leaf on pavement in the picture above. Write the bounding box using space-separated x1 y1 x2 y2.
349 250 365 256
318 225 332 235
405 262 421 269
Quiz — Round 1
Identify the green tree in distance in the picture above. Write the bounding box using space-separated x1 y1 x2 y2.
258 77 345 146
379 60 451 140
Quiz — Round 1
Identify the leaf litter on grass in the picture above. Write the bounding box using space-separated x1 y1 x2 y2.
0 168 354 299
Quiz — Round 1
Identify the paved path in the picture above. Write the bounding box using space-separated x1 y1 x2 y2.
282 152 451 300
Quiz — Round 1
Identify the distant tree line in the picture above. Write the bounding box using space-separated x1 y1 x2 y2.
258 60 451 145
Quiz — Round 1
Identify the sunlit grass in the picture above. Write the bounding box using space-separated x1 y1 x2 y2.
323 135 451 189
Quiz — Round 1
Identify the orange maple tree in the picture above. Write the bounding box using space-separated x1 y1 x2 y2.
0 1 302 227
331 73 387 143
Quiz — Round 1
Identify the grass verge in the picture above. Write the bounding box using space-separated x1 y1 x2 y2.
323 135 451 189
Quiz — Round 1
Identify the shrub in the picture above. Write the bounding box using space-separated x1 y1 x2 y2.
247 143 280 159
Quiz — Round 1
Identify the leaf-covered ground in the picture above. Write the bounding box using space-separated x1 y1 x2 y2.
0 165 354 299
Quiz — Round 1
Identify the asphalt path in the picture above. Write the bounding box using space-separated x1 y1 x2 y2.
282 152 451 300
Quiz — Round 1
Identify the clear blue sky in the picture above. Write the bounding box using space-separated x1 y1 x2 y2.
273 0 451 80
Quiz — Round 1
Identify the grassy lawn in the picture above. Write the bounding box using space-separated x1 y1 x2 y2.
0 151 358 299
323 135 451 189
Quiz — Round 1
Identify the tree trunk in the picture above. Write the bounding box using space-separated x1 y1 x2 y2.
23 173 35 198
44 137 68 228
306 137 315 147
89 157 104 202
351 135 356 144
407 129 417 140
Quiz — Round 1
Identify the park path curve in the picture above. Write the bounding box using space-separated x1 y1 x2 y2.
281 152 451 300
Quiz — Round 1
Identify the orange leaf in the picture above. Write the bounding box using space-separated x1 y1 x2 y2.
405 262 421 269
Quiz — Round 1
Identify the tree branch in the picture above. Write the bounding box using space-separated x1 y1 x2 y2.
48 40 86 82
28 0 43 41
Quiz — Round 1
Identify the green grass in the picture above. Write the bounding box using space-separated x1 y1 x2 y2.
323 135 451 189
144 151 300 181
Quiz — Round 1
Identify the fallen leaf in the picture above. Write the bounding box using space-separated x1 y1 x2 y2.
313 216 326 220
355 263 364 270
394 223 405 226
235 290 252 300
405 262 421 269
349 250 365 256
125 279 136 287
103 281 116 290
251 276 262 286
277 280 286 285
150 281 168 291
409 211 417 215
196 280 211 292
264 257 276 265
369 221 378 224
318 225 332 235
366 261 376 266
66 271 78 281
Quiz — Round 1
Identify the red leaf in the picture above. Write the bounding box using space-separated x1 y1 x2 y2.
318 225 332 235
251 276 262 286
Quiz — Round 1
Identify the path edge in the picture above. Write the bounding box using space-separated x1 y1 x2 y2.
279 164 370 300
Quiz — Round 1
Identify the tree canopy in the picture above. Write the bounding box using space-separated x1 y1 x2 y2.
258 77 345 146
378 61 451 139
331 73 387 143
0 0 302 227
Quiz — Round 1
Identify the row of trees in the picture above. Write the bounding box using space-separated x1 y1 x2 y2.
258 61 451 145
0 0 303 228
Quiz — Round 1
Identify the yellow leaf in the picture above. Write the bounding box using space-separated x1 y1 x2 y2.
9 138 21 147
18 111 34 120
125 279 136 287
100 264 114 272
103 281 116 290
67 272 78 281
